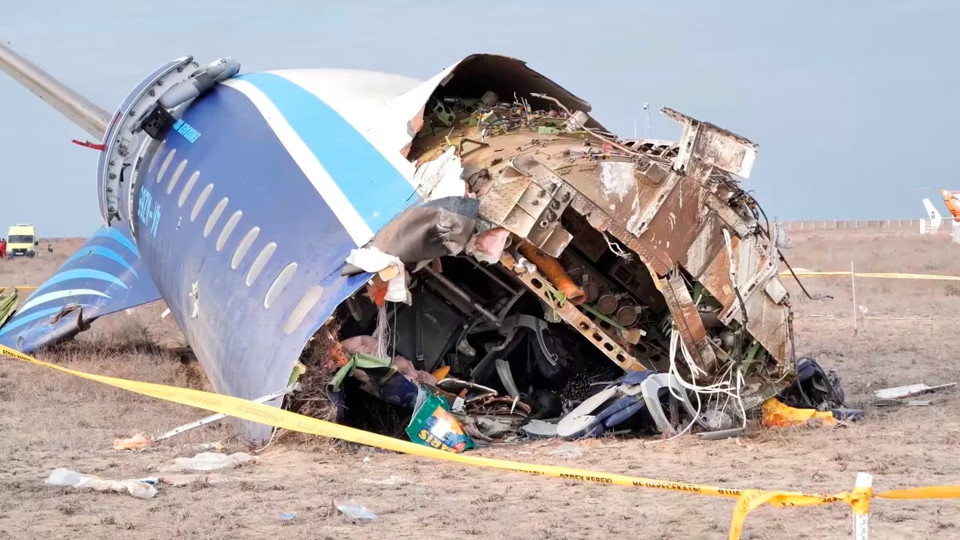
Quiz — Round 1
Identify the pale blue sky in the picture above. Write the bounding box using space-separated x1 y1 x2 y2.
2 1 957 236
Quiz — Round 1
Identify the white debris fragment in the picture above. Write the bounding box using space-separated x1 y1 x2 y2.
873 383 957 400
46 468 158 499
549 443 584 460
159 452 258 473
599 161 634 200
346 247 397 274
413 146 466 200
336 500 377 521
190 281 200 319
346 247 408 303
359 476 411 486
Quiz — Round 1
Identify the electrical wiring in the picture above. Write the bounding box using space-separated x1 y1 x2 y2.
646 329 747 445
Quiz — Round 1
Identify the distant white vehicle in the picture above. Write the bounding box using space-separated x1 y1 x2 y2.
6 224 38 257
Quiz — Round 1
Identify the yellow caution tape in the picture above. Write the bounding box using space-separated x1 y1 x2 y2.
780 271 960 281
3 342 960 539
877 485 960 499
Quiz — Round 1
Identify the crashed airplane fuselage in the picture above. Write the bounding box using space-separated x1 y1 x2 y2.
0 44 796 440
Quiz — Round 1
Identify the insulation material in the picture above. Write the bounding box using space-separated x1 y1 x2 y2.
465 227 511 264
413 147 467 200
345 247 408 303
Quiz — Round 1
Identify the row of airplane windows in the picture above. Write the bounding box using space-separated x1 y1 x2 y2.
149 142 322 334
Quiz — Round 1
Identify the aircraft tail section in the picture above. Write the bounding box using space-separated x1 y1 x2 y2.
0 41 109 137
0 223 161 352
922 198 944 234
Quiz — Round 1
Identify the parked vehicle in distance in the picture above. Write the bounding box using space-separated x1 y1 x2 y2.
7 224 38 257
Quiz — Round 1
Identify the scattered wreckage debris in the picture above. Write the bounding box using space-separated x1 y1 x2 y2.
764 357 863 427
159 452 259 473
113 432 151 450
336 500 377 521
46 468 158 499
113 385 298 450
281 63 850 448
45 452 258 500
762 398 838 428
762 397 864 428
0 289 17 328
873 382 957 406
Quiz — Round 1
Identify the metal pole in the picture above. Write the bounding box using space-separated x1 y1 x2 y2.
852 472 873 539
154 384 297 442
851 260 858 336
422 266 500 325
643 102 651 138
461 256 521 295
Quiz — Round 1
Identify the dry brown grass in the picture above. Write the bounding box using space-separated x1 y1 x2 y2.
2 232 960 539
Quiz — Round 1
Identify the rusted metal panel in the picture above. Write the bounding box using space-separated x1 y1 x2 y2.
684 213 726 279
743 288 790 368
663 108 758 179
637 177 705 267
657 273 718 374
704 192 752 238
698 247 737 310
568 193 673 276
450 95 793 380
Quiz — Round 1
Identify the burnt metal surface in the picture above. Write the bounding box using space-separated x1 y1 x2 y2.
657 273 718 375
419 89 794 383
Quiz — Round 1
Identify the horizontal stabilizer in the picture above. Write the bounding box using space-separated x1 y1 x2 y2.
0 224 160 352
0 42 110 138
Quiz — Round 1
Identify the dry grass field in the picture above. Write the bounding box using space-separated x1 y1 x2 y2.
1 230 960 539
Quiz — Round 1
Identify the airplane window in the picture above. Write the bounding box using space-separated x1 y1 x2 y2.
178 171 200 208
283 284 324 334
265 262 298 308
166 159 188 195
191 183 214 221
232 227 260 269
246 242 277 286
156 148 176 184
204 198 229 237
217 210 242 251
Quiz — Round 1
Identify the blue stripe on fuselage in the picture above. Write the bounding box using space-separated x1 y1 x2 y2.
236 73 417 232
130 82 366 408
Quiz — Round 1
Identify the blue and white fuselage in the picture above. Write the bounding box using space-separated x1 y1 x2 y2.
0 56 470 437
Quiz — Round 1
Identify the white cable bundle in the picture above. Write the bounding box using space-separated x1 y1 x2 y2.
372 303 391 360
660 328 748 441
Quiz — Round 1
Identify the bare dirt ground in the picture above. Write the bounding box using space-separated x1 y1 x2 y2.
2 231 960 539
